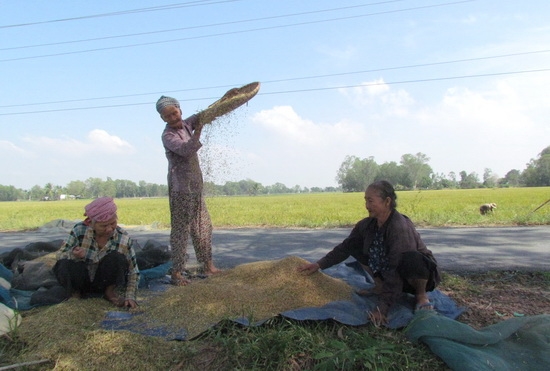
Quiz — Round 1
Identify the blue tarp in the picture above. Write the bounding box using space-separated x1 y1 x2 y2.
101 260 465 339
0 259 464 337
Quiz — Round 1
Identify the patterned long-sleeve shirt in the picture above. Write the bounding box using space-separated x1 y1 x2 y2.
161 114 203 193
316 210 440 315
57 222 140 301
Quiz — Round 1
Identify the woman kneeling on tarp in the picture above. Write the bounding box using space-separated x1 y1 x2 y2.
298 180 440 324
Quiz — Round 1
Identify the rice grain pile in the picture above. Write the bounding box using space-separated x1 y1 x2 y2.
132 256 353 339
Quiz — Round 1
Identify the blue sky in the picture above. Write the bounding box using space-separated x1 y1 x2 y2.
1 0 549 190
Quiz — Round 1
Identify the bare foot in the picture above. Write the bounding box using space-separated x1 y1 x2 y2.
204 268 222 276
104 293 124 307
203 262 222 276
104 285 125 307
171 272 191 286
106 296 125 307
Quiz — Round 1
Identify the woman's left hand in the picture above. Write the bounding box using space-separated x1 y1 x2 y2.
297 262 320 275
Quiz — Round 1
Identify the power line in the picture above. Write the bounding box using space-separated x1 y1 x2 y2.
0 0 240 29
0 0 475 62
1 49 547 109
1 1 407 51
1 68 547 116
261 69 550 95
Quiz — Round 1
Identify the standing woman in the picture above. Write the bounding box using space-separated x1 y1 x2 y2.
156 96 220 286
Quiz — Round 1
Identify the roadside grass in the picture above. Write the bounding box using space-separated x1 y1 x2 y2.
193 317 445 370
0 187 548 231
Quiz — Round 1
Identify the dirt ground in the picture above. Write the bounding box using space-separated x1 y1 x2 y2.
439 271 550 329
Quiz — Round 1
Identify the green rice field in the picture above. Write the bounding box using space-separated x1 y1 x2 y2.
0 187 548 232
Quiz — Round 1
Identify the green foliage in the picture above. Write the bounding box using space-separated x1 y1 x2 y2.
312 332 401 370
199 318 441 371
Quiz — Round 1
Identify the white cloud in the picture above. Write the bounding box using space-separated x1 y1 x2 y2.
252 105 366 146
397 77 547 177
420 79 535 137
0 140 28 155
87 129 135 154
326 73 549 179
22 130 135 155
222 106 375 187
0 130 140 188
339 79 415 116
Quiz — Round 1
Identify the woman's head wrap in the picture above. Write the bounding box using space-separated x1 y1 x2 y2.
156 95 180 113
84 197 117 224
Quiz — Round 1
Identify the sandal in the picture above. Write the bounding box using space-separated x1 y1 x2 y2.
415 301 435 312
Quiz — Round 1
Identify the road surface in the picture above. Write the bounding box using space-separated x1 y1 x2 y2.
1 225 548 272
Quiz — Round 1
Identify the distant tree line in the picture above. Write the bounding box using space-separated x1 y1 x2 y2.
0 177 339 201
336 145 550 192
0 177 170 202
0 145 548 201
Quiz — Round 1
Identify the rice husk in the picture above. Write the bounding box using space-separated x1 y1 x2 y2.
131 256 352 339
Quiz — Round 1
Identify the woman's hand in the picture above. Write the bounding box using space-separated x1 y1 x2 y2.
72 246 85 259
124 299 138 309
297 262 320 275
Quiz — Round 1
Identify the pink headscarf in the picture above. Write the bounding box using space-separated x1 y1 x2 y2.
84 197 117 225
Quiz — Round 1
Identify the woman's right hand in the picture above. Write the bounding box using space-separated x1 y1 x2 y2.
297 262 320 275
72 246 85 259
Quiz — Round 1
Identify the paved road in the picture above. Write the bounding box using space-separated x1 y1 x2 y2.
1 225 548 272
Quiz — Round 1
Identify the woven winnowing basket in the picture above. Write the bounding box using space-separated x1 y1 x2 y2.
199 82 260 124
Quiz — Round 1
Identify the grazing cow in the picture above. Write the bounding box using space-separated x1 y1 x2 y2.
480 203 497 215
